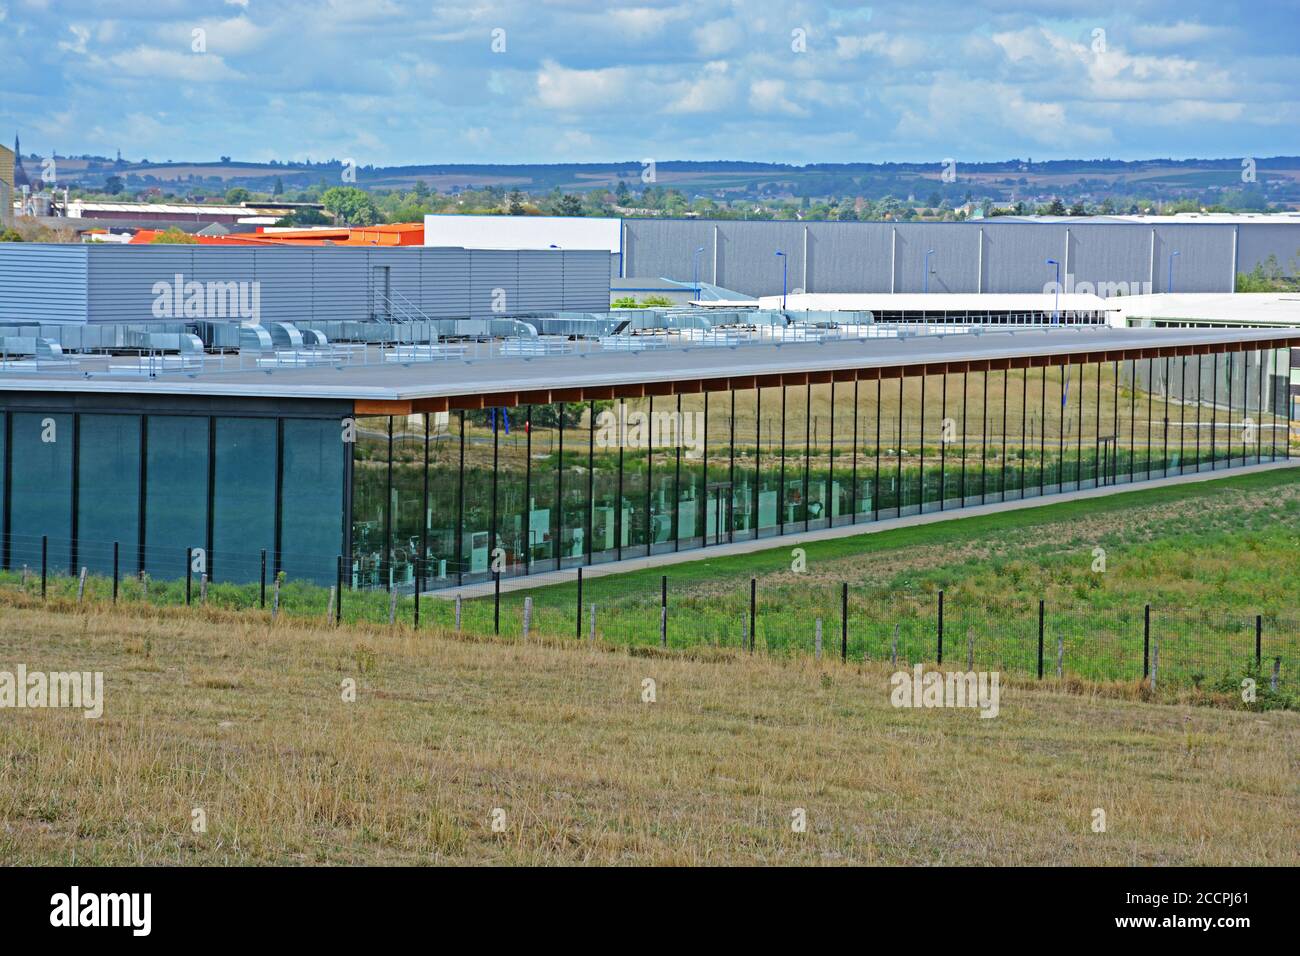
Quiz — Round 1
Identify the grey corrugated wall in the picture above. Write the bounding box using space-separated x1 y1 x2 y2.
622 219 1295 296
0 243 88 324
0 245 610 324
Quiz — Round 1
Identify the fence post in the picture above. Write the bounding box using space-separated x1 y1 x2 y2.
815 618 823 660
590 602 597 643
185 547 193 606
1271 657 1280 693
112 542 119 605
523 596 532 640
936 589 944 664
1056 633 1064 679
327 585 336 622
749 578 757 653
660 575 668 648
841 582 848 663
200 572 208 605
1255 615 1262 670
41 536 47 600
413 559 421 629
576 567 583 639
741 616 748 652
388 589 398 626
892 622 899 667
22 564 28 589
272 575 281 621
336 556 344 625
1151 638 1159 692
494 571 501 636
1143 603 1151 681
455 594 462 632
260 549 268 609
966 630 974 671
1037 599 1045 679
77 567 87 604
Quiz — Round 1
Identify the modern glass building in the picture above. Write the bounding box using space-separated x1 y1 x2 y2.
0 326 1294 590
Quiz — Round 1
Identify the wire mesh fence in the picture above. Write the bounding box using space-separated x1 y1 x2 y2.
2 530 1295 697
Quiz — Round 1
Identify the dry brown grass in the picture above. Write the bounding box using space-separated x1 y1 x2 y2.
1 599 1295 865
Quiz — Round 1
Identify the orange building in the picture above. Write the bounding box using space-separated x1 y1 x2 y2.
130 222 425 245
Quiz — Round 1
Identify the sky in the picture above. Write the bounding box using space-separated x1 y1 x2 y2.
1 0 1297 167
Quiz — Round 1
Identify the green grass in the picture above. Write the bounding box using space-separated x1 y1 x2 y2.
5 467 1298 699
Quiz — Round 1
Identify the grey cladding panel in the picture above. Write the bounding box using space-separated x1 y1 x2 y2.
0 244 88 324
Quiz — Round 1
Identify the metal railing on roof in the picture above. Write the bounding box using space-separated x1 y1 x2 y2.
0 314 1122 382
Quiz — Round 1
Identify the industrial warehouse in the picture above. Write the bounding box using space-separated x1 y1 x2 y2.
0 241 1294 593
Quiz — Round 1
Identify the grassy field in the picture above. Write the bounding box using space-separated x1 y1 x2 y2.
6 468 1299 695
477 467 1300 693
0 597 1296 865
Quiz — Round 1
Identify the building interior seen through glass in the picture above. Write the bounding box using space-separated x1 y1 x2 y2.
348 348 1292 592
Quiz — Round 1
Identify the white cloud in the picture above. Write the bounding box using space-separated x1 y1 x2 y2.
666 61 735 113
1129 21 1224 49
836 32 927 67
58 23 89 54
105 46 242 82
692 18 743 56
748 79 809 117
535 59 630 111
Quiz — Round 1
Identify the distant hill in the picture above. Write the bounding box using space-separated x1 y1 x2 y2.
29 153 1300 205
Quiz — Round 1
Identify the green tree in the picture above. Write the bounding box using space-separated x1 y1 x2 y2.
320 186 380 225
150 227 198 244
274 208 331 227
225 186 251 204
104 175 125 195
552 193 583 217
507 189 526 215
272 176 284 196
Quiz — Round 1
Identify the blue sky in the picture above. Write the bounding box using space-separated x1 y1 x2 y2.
2 0 1297 166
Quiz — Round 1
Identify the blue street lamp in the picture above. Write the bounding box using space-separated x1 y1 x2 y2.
1046 258 1061 324
775 250 788 311
924 249 935 293
692 246 706 300
1168 250 1180 293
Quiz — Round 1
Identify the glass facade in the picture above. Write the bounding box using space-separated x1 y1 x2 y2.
341 346 1292 592
0 344 1291 591
0 408 346 585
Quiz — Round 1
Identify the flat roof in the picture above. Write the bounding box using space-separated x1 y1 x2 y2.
0 326 1294 404
1113 292 1300 325
754 293 1119 312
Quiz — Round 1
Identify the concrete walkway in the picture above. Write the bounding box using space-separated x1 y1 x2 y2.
430 458 1297 600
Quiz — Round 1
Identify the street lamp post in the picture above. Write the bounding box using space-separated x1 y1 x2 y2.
775 250 788 312
924 249 935 293
1168 250 1180 293
693 246 706 301
1046 258 1061 324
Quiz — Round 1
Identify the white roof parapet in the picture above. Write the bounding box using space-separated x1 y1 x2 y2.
755 293 1120 313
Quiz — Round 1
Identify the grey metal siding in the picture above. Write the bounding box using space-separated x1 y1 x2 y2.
1237 224 1300 278
561 250 611 310
0 245 613 326
621 219 1299 297
420 248 471 318
0 244 88 324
